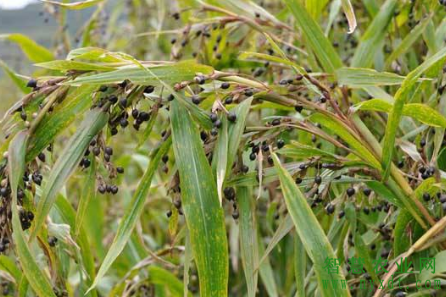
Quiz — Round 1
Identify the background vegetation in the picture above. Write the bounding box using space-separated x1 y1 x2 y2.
1 0 446 296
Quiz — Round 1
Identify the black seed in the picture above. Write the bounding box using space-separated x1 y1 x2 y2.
48 236 58 247
191 95 201 104
104 154 111 162
166 210 172 218
38 152 46 162
295 177 302 184
0 188 7 197
225 97 233 104
363 188 372 196
27 79 37 88
119 98 127 108
210 113 218 122
347 187 355 197
271 119 281 126
108 95 118 104
315 176 322 184
420 139 426 147
213 119 222 128
338 210 345 219
249 152 256 161
295 105 303 113
423 192 431 202
99 85 108 92
105 147 113 155
320 96 327 103
27 211 34 221
262 144 269 152
132 109 139 118
82 158 91 168
90 139 97 146
93 147 100 156
200 131 208 141
326 204 335 214
144 85 155 94
363 207 370 215
224 187 235 200
139 112 150 122
111 185 119 194
120 118 128 128
221 82 230 89
167 94 175 101
210 128 218 136
117 167 124 174
98 185 106 194
277 139 285 149
111 127 118 135
244 89 253 97
228 113 236 122
171 38 177 44
162 155 169 163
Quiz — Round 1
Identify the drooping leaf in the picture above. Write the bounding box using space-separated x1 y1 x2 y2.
40 0 106 10
340 0 357 33
0 59 28 93
0 34 54 63
35 60 116 72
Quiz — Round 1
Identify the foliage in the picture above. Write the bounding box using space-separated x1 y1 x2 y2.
0 0 446 296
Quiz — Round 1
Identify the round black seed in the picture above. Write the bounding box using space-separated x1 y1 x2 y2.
363 188 372 196
210 113 218 122
423 192 431 201
20 111 27 121
191 95 201 104
167 94 175 101
338 210 345 219
249 153 256 161
213 119 222 128
117 167 124 174
93 147 100 156
210 128 218 136
347 187 355 197
224 187 235 200
228 113 236 122
98 185 106 194
326 204 335 214
139 112 150 122
82 158 91 168
363 207 370 215
225 97 233 104
221 82 230 89
162 155 169 163
295 177 302 184
105 147 113 155
315 176 322 184
166 210 172 218
232 210 239 220
111 185 119 194
26 79 37 88
99 85 108 92
120 118 128 128
132 109 139 118
108 95 118 104
295 105 303 113
271 119 281 126
144 86 154 94
38 152 46 162
277 139 285 149
104 154 111 162
119 98 127 108
48 236 58 247
111 127 118 135
173 199 181 209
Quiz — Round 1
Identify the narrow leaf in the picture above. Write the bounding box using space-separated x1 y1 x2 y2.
0 34 54 63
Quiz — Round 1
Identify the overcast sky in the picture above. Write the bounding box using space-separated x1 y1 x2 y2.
0 0 38 10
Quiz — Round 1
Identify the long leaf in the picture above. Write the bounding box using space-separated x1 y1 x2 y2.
8 131 56 297
351 0 397 68
30 108 109 240
271 152 351 297
170 100 228 297
283 0 343 74
0 34 54 63
40 0 105 9
238 187 259 297
88 137 171 292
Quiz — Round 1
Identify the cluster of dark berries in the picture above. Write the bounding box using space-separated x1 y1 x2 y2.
19 208 34 231
223 187 239 219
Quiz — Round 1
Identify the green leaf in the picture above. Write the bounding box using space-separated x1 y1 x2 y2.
30 108 109 240
8 131 57 297
149 266 192 297
69 61 214 86
336 67 411 88
279 141 340 161
170 100 228 297
283 0 343 73
294 236 306 297
0 59 28 93
384 16 432 69
309 113 381 169
35 60 116 72
271 152 350 297
26 85 97 162
75 157 96 236
88 137 171 292
354 99 446 128
0 255 22 282
40 0 106 10
382 46 446 179
0 34 54 63
351 0 397 68
238 187 259 297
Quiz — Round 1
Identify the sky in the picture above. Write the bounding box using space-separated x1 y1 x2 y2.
0 0 38 10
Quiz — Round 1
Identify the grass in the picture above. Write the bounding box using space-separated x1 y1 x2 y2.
1 0 446 296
